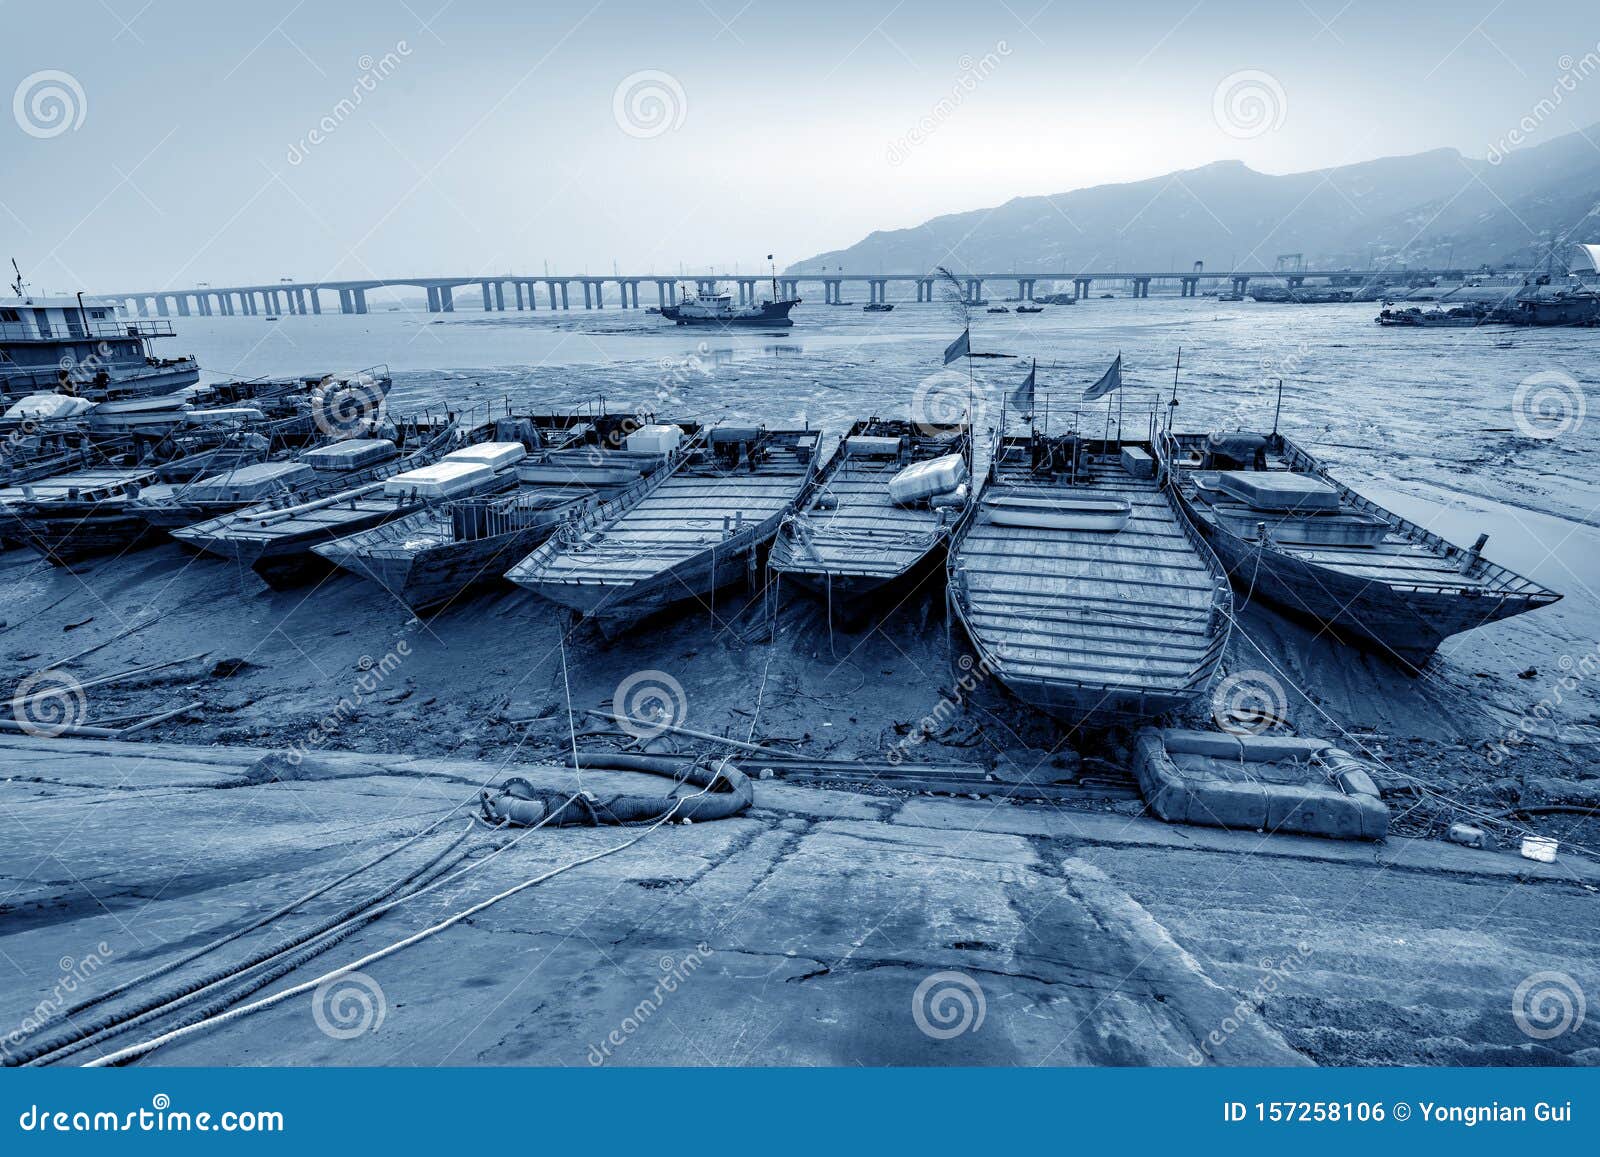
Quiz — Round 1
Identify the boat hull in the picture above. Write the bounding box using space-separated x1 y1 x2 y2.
1179 496 1522 666
11 508 162 566
322 523 562 612
659 299 798 326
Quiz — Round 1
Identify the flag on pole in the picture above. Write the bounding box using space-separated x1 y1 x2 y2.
942 327 971 365
1083 353 1123 401
1011 359 1036 413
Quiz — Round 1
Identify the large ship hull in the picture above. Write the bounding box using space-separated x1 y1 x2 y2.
659 299 799 326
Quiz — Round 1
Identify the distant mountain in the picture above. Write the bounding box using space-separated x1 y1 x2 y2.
794 126 1600 275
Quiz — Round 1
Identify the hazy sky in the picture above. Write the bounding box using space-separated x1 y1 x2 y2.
6 0 1600 292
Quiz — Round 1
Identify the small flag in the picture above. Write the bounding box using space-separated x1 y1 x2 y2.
943 327 971 365
1011 360 1036 413
1083 353 1123 401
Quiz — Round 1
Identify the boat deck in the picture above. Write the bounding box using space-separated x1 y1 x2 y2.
955 447 1226 697
521 454 811 592
0 467 156 505
771 445 959 582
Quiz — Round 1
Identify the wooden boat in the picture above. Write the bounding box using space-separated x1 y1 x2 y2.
768 418 975 609
1015 304 1044 314
1167 429 1561 666
948 429 1232 727
0 405 326 565
313 418 702 613
170 410 512 588
506 425 823 633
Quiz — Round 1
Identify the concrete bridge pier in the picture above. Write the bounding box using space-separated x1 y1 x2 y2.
156 296 171 318
823 279 841 305
781 279 798 300
695 279 717 297
340 289 355 314
657 280 674 308
308 289 321 314
1017 278 1035 301
1074 278 1092 300
352 288 367 314
175 296 191 318
1231 276 1250 295
869 279 887 304
1132 278 1151 299
581 281 593 309
1180 277 1199 297
737 279 757 305
481 283 494 311
965 279 983 304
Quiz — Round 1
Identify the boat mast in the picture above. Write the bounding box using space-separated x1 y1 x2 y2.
768 254 777 303
1271 377 1284 439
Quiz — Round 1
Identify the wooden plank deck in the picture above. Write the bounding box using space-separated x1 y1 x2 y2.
954 447 1225 700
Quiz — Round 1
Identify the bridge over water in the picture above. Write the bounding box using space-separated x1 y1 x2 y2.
103 267 1495 318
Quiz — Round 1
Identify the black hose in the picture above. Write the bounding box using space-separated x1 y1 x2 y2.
480 753 752 827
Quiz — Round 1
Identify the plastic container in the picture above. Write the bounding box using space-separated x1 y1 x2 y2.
887 453 968 506
626 424 683 455
444 442 527 471
301 438 399 472
1520 835 1558 863
184 407 266 426
383 461 496 500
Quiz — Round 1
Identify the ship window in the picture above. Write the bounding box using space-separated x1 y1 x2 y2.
0 308 19 323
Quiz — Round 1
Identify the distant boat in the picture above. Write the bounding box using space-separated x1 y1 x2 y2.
1015 304 1044 314
986 306 1010 314
1167 429 1560 666
862 302 894 313
948 428 1232 725
659 277 799 326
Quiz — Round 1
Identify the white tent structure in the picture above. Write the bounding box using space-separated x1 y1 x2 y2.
1569 242 1600 274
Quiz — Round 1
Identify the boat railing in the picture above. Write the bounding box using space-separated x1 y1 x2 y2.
0 319 178 342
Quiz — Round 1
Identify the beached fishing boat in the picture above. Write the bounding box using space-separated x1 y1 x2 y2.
313 417 703 612
506 425 823 632
768 418 976 610
1166 428 1562 665
172 410 593 588
948 427 1232 726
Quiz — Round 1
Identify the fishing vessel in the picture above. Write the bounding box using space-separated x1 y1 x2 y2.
660 287 799 327
507 425 823 632
313 416 701 613
1 418 314 565
170 408 544 588
1166 427 1561 666
769 418 976 610
1 266 199 402
948 419 1232 726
